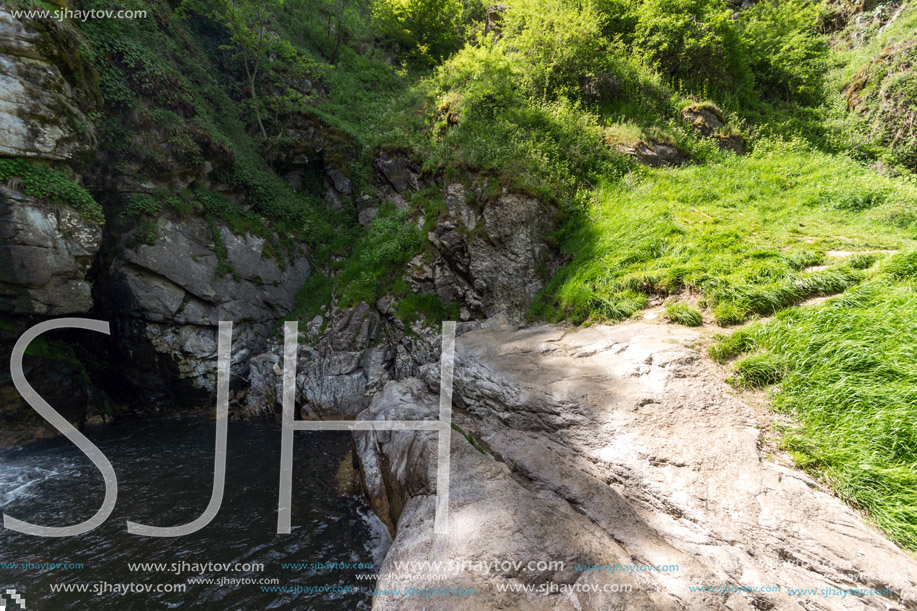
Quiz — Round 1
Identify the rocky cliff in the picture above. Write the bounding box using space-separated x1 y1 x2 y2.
0 7 558 441
0 9 324 433
353 317 917 610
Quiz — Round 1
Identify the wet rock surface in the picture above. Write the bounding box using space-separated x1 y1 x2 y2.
355 317 917 610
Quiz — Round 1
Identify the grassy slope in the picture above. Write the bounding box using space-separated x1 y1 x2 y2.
524 4 917 549
534 141 917 325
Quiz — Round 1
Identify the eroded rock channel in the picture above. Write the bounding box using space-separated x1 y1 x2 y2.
346 317 917 610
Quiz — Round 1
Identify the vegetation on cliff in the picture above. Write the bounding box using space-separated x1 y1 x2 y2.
14 0 914 548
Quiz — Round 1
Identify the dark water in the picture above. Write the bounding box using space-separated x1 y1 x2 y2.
0 417 388 610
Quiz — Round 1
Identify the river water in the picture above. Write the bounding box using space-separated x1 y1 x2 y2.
0 417 388 609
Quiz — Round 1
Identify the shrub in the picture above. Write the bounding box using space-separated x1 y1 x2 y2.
498 0 610 98
633 0 749 92
371 0 463 64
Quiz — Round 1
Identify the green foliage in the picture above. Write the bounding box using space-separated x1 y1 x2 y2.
207 216 240 280
371 0 463 64
498 0 610 98
714 278 917 549
843 38 917 170
287 209 457 326
737 0 828 105
284 0 372 60
534 140 917 325
288 273 335 323
181 0 327 140
23 336 82 368
121 193 163 218
0 158 104 225
664 302 702 326
428 39 631 199
633 0 749 93
395 291 461 326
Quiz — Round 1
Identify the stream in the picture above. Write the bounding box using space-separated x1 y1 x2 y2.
0 416 388 609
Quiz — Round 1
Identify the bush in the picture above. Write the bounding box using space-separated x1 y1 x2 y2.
633 0 749 92
371 0 463 64
498 0 610 97
737 0 828 105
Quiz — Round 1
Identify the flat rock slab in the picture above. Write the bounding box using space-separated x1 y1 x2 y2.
356 319 917 610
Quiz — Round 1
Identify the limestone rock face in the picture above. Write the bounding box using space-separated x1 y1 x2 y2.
354 318 917 610
103 216 310 400
244 303 439 420
407 183 553 322
0 10 95 160
0 186 102 315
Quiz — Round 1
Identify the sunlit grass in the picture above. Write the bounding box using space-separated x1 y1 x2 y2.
533 139 917 326
713 269 917 549
533 138 917 549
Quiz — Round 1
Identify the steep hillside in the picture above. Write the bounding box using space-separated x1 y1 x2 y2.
1 0 915 562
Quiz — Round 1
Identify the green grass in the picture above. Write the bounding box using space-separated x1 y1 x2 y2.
286 206 459 327
713 269 917 549
533 139 917 326
664 302 702 326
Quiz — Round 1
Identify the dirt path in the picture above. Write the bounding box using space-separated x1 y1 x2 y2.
355 316 917 610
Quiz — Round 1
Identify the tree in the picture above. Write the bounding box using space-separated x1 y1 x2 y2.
181 0 323 142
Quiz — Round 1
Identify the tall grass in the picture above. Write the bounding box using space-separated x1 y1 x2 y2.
714 269 917 549
533 139 917 325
